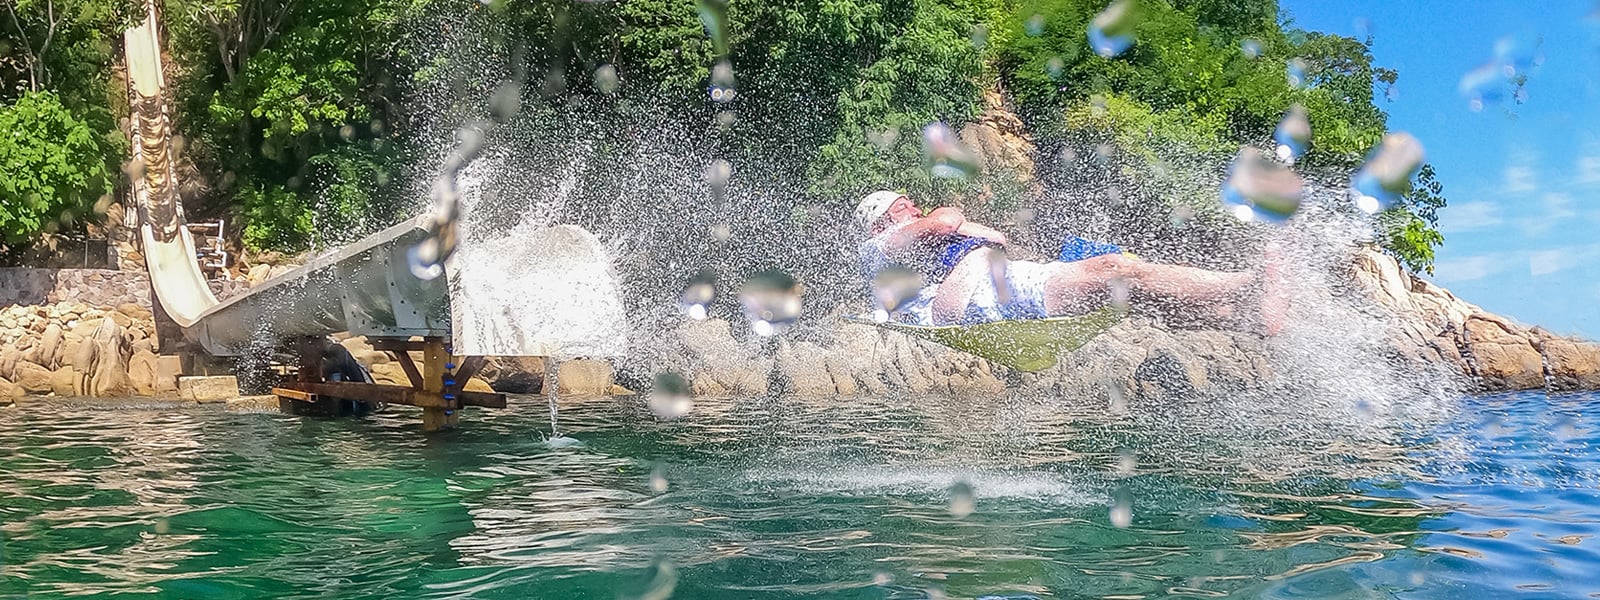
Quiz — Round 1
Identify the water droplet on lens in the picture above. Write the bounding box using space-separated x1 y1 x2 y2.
921 122 981 179
1088 0 1138 57
1351 132 1425 213
710 222 732 241
408 242 445 280
93 195 112 216
867 126 900 150
594 64 620 94
1241 38 1262 59
872 572 894 586
715 110 737 127
649 372 693 420
338 125 356 141
1094 142 1116 163
696 0 730 56
489 81 521 123
1026 13 1046 36
1272 104 1310 164
649 464 669 493
948 480 975 518
1110 486 1133 528
871 267 924 317
709 59 737 102
153 518 169 534
1221 147 1303 224
1108 276 1130 312
680 268 716 319
739 270 803 336
1046 56 1065 78
1285 58 1311 89
970 23 989 48
1116 449 1137 476
706 158 732 204
1106 378 1128 414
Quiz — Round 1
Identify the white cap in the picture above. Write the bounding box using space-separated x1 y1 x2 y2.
854 190 903 231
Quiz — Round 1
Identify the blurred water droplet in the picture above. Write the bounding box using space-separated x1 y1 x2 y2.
1046 56 1065 78
594 64 620 94
1089 93 1109 116
370 118 386 136
706 159 732 203
948 480 975 518
153 517 169 534
1108 276 1130 312
715 110 738 127
649 464 669 494
710 222 732 242
680 268 716 319
985 249 1012 304
1353 17 1371 38
872 572 894 586
709 59 737 102
1013 207 1037 225
1094 142 1116 163
867 126 900 150
1409 571 1426 586
1106 378 1128 414
1221 147 1303 224
1110 486 1133 528
1168 204 1194 228
1115 449 1137 476
408 240 445 280
739 270 802 336
1459 62 1503 111
338 125 356 141
1272 104 1310 164
1286 58 1309 88
649 372 693 420
696 0 730 56
639 559 678 600
489 81 521 123
1026 13 1046 36
1352 132 1425 213
1059 147 1078 165
921 123 981 179
970 23 989 49
93 195 112 216
871 267 924 317
1384 82 1400 102
1241 38 1262 59
1088 0 1137 57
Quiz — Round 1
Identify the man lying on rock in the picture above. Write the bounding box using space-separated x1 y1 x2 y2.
853 190 1285 334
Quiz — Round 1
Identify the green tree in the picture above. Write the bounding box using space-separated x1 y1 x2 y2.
0 90 115 243
1378 162 1445 274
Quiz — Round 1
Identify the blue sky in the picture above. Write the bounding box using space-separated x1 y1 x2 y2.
1280 0 1600 338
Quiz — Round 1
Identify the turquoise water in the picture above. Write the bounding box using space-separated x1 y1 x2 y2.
1 390 1597 598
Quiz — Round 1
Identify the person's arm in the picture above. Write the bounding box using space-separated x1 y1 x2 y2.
881 209 965 251
956 220 1008 246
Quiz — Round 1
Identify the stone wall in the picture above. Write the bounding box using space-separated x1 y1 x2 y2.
0 268 152 310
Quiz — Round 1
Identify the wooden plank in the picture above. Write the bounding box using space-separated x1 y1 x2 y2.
448 356 488 395
291 381 507 409
420 337 458 431
272 387 317 402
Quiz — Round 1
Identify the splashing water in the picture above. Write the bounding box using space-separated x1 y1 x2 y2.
1273 104 1311 164
1088 0 1138 58
1241 38 1262 59
1221 147 1303 223
921 122 981 179
705 159 732 205
738 270 803 336
1352 132 1425 214
649 372 694 420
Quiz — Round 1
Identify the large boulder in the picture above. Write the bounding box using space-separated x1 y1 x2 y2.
0 377 23 400
555 359 615 396
79 318 132 397
37 323 64 369
178 376 239 402
482 356 544 393
13 361 52 394
0 344 19 380
50 366 81 396
127 349 160 396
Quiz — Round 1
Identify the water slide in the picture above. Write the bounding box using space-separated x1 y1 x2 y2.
124 6 623 359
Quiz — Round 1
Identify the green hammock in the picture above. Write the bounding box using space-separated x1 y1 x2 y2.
848 308 1123 373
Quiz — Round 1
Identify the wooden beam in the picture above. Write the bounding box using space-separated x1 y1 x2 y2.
448 355 488 396
369 338 428 352
420 337 459 431
390 350 423 389
279 381 506 409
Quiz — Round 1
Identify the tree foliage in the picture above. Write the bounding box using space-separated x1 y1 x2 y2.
0 90 115 243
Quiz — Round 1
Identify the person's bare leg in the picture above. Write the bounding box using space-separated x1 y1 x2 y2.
1040 254 1254 321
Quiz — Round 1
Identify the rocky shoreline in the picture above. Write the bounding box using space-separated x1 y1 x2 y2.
2 248 1597 407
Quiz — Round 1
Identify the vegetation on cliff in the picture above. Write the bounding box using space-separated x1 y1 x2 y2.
0 0 1444 274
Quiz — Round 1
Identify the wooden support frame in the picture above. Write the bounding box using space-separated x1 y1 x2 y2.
271 335 505 432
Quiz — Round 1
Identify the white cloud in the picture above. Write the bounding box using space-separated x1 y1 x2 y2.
1515 192 1578 236
1503 165 1537 194
1578 155 1600 186
1526 243 1600 278
1529 250 1563 276
1438 201 1503 233
1433 255 1507 283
